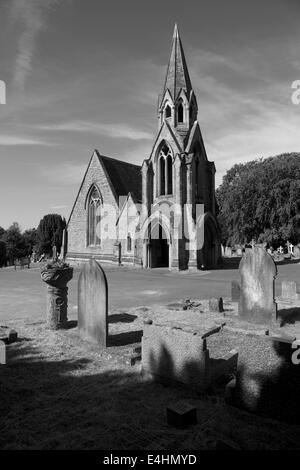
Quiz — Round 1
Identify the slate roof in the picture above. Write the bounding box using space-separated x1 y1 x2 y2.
97 152 142 203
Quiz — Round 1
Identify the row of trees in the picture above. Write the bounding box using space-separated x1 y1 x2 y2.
216 153 300 247
0 214 66 267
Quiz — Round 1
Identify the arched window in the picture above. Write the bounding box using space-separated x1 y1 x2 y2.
159 156 165 196
87 186 101 246
127 234 132 252
167 155 173 194
158 143 173 196
165 104 171 119
195 158 199 198
177 102 184 123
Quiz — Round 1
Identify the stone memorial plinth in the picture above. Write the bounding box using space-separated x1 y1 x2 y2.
41 263 73 330
238 246 277 324
78 259 108 347
142 323 238 390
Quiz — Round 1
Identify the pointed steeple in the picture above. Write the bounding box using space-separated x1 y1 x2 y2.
162 24 192 102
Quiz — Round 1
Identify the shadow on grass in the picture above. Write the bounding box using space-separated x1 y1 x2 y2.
108 313 138 324
64 320 78 329
0 339 207 451
275 258 300 266
230 336 300 425
1 330 300 451
277 307 300 326
216 257 241 270
108 330 143 347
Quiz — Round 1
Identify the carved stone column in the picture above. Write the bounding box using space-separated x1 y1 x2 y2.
41 266 73 330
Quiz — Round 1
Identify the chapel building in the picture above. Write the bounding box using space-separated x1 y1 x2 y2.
66 25 221 270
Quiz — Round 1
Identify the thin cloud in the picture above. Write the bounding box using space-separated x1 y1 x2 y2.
10 0 57 91
50 204 69 210
0 135 55 146
35 120 153 141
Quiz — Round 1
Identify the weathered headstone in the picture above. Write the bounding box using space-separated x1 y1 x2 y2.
231 280 240 302
0 340 6 364
225 247 232 257
294 245 300 258
238 246 277 324
209 297 224 313
78 259 108 347
281 281 300 300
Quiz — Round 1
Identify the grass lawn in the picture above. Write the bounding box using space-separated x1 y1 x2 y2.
1 299 300 450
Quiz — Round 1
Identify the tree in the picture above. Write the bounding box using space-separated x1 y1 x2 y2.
0 241 6 267
37 214 66 256
0 227 5 240
216 153 300 247
2 222 27 263
23 228 38 256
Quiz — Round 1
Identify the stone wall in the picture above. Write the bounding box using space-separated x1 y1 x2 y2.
67 152 119 261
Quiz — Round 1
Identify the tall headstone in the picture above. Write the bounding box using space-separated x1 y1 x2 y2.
294 245 300 258
78 259 108 347
238 246 277 324
225 247 232 257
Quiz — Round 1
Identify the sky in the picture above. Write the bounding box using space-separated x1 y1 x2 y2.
0 0 300 230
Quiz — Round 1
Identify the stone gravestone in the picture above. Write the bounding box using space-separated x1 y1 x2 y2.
225 247 232 257
231 280 240 302
238 246 277 324
0 340 6 364
281 281 300 300
78 259 108 347
294 245 300 258
209 297 224 313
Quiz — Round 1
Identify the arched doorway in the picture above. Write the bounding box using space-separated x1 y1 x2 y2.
203 222 215 267
149 223 169 268
196 213 220 269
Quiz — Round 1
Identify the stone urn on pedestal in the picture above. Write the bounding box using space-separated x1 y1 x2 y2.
41 261 73 329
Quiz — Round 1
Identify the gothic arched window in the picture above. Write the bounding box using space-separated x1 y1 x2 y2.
87 186 102 246
195 158 199 198
167 155 173 194
158 143 173 196
165 104 171 119
177 101 184 123
159 156 165 196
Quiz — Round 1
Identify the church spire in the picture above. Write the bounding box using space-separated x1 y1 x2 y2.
162 24 192 101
